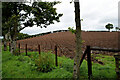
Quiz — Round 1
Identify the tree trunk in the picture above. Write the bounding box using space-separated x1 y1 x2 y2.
10 25 18 55
10 23 18 55
3 34 8 51
10 6 18 55
73 0 82 79
3 40 7 51
10 39 17 55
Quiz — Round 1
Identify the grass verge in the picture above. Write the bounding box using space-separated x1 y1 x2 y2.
2 49 117 79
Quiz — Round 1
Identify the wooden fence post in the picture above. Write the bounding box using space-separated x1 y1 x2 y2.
25 44 27 56
87 46 92 79
18 43 20 54
55 45 58 66
38 44 41 54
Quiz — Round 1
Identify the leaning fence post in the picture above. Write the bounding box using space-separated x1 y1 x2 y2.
25 44 27 56
87 45 92 79
55 45 58 66
38 44 41 54
80 48 88 67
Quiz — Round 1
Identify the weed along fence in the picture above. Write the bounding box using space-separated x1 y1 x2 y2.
114 55 120 79
9 42 120 79
7 31 120 79
13 43 59 67
13 43 93 78
80 45 120 79
14 43 93 78
90 46 120 80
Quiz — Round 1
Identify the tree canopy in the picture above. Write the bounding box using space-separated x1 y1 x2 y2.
115 27 120 31
2 1 63 36
105 23 113 31
2 1 63 54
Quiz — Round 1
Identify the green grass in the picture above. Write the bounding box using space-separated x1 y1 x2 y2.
2 49 118 79
91 54 117 79
2 50 73 79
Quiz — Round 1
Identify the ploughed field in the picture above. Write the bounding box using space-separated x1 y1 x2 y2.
17 31 119 59
17 31 76 59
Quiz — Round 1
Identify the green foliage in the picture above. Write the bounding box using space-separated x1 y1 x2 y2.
16 33 30 40
68 27 85 43
105 23 113 31
68 27 76 34
4 14 20 37
115 27 120 31
81 19 83 21
13 49 20 56
2 1 63 29
92 54 116 79
82 40 85 43
18 55 31 62
2 48 117 79
35 53 55 72
2 2 63 40
2 2 29 36
31 1 63 28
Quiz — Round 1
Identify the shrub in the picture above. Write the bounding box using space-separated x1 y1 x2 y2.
35 53 55 72
18 55 31 63
13 49 20 56
30 53 39 61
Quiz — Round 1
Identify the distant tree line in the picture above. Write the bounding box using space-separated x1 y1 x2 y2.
85 30 120 32
17 29 120 40
17 30 69 40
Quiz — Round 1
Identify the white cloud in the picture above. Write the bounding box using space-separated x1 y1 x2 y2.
21 0 120 35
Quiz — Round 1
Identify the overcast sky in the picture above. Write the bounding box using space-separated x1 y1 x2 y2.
20 0 120 35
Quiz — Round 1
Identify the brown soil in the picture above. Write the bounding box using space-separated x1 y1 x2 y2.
16 31 120 64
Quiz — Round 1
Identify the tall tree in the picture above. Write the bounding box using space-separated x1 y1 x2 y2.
2 2 31 53
2 2 14 51
2 2 63 54
3 14 21 54
73 0 82 79
105 23 113 32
